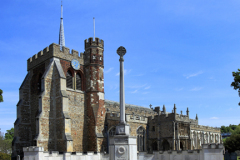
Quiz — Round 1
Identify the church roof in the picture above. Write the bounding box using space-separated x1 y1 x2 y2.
105 100 155 113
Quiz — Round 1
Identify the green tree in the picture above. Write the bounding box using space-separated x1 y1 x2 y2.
231 125 240 135
221 126 227 133
5 128 14 140
231 69 240 105
0 128 12 155
224 134 240 152
220 124 239 133
0 89 3 102
0 152 11 160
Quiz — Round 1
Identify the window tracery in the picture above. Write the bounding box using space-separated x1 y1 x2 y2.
137 126 145 152
66 70 73 89
76 73 82 90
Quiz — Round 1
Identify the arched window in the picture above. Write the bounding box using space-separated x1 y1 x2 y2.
137 126 145 152
66 70 73 89
76 73 82 90
37 73 42 93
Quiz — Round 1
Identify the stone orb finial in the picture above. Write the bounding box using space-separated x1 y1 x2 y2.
117 46 126 57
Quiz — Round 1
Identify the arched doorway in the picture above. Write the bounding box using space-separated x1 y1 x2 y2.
180 141 183 150
162 139 170 151
152 141 158 151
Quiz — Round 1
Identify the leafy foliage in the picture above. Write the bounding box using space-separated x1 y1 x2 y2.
0 152 11 160
0 128 13 155
223 125 240 152
224 134 240 153
0 89 3 102
231 125 240 135
221 124 238 133
5 128 14 141
231 69 240 105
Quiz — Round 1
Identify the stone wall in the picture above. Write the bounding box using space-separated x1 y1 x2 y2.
23 144 224 160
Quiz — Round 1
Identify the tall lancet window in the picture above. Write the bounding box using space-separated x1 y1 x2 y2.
66 70 73 89
76 73 82 90
37 73 42 93
137 126 145 152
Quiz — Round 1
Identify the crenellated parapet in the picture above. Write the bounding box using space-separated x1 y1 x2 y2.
191 124 220 132
106 112 148 124
84 37 104 49
27 43 84 71
23 146 109 160
84 37 104 66
202 143 224 149
175 114 198 124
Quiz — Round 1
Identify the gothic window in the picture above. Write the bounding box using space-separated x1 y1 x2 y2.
109 127 116 137
152 126 155 132
66 70 73 89
76 73 82 90
137 126 145 152
37 73 42 93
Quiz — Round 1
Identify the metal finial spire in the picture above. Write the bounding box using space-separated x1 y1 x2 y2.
61 1 63 18
59 1 65 51
93 17 95 41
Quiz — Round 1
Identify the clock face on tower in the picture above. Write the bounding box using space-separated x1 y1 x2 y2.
71 59 80 70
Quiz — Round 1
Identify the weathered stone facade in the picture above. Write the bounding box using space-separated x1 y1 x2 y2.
12 38 221 160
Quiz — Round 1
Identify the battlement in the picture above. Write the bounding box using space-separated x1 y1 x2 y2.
175 114 194 122
202 143 224 149
23 146 108 159
85 37 104 49
23 146 44 152
27 43 84 71
191 124 220 132
106 112 148 124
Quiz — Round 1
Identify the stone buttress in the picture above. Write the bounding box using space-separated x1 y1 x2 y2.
84 37 106 152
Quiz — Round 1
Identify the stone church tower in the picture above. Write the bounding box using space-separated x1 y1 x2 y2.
12 3 105 159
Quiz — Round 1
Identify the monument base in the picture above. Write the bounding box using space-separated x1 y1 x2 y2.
109 135 137 160
116 123 130 135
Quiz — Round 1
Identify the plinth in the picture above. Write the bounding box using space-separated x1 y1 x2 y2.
109 134 137 160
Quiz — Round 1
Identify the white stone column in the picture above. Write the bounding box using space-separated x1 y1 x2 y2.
119 49 125 124
116 46 129 135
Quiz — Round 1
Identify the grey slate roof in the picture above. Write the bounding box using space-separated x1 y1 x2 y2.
105 100 155 113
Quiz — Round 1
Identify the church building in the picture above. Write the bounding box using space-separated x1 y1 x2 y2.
11 3 221 160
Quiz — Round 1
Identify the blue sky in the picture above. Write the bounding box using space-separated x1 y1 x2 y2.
1 0 240 134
